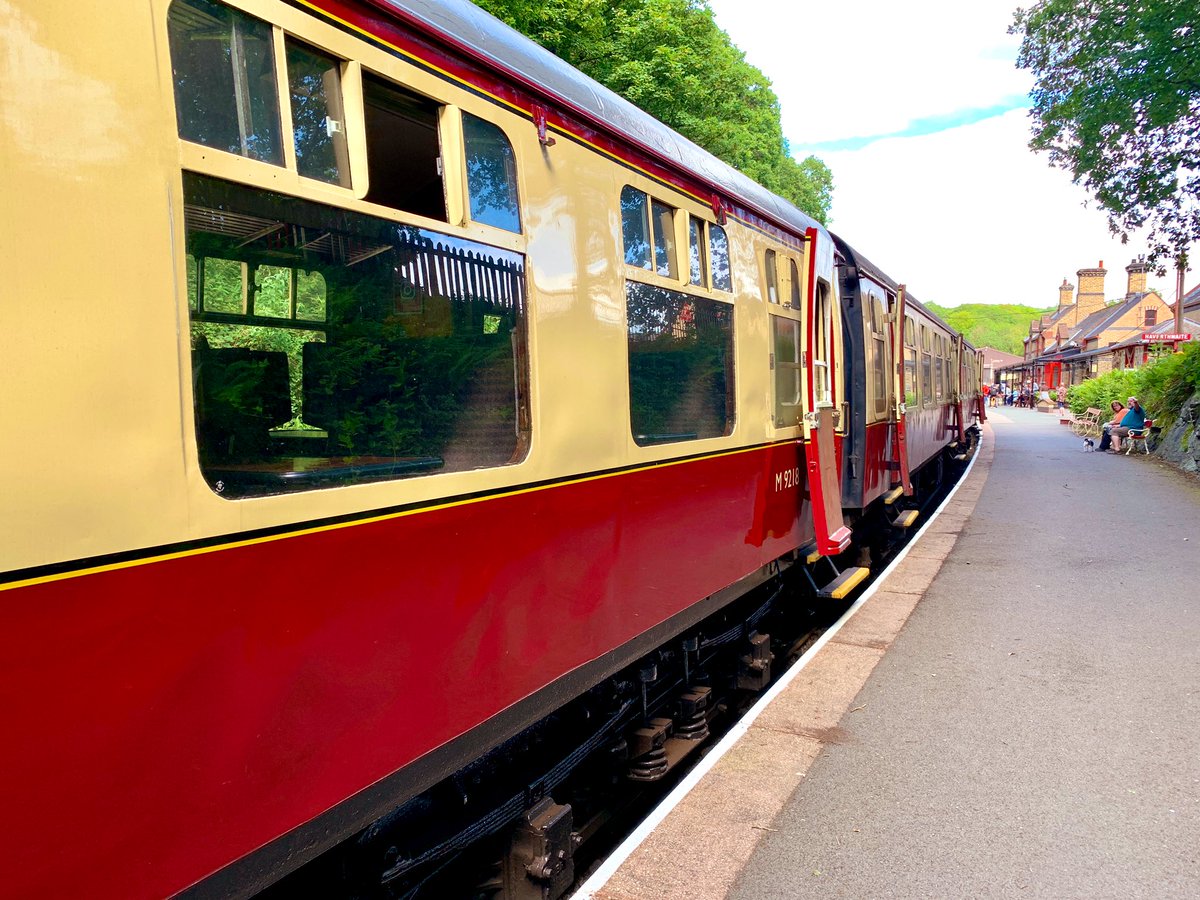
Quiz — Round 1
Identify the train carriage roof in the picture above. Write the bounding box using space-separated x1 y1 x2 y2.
831 231 973 350
373 0 825 240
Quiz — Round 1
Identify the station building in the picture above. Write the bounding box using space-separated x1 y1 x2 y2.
999 258 1195 394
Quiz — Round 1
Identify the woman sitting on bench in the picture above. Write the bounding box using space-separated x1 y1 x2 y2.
1097 400 1125 452
1109 397 1146 453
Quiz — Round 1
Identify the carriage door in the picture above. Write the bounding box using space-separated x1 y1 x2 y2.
890 285 913 495
804 229 850 555
952 332 966 443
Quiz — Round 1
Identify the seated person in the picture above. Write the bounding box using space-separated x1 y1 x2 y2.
1110 396 1146 452
1097 399 1125 451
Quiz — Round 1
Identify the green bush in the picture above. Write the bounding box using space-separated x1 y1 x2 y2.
1066 343 1200 430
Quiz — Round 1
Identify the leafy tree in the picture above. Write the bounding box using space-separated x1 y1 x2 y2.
475 0 833 223
1011 0 1200 267
925 302 1053 355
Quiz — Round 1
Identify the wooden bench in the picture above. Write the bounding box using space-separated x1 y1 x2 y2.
1072 407 1103 436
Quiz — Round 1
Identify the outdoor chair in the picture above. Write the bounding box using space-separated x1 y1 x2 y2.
1072 408 1103 437
1124 419 1153 455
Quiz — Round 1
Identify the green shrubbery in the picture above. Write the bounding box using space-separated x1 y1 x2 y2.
1066 342 1200 429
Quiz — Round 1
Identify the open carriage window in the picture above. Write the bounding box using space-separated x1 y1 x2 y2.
168 0 283 165
363 74 446 221
184 174 529 497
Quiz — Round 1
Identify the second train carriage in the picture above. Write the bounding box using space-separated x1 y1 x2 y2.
0 0 981 896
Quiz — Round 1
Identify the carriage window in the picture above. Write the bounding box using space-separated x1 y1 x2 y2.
904 315 917 407
688 217 706 286
621 187 651 268
363 74 446 221
621 188 677 277
871 297 887 416
710 225 731 291
464 114 521 233
934 334 945 402
920 326 933 408
184 173 528 497
168 0 282 165
651 201 677 278
763 249 779 303
812 280 832 405
626 284 734 445
286 39 350 186
772 315 801 426
789 259 803 308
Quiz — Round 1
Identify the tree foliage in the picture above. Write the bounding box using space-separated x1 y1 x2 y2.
1011 0 1200 266
474 0 833 223
925 302 1053 355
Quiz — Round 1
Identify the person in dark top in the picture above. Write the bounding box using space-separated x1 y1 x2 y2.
1097 399 1125 452
1110 396 1146 452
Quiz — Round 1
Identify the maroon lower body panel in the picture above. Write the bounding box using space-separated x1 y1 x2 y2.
0 442 811 898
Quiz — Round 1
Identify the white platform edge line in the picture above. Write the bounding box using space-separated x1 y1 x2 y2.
573 436 983 898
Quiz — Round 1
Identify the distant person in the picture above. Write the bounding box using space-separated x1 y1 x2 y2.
1097 399 1125 452
1110 396 1146 453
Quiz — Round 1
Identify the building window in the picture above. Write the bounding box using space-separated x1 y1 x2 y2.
1144 307 1157 327
626 283 734 445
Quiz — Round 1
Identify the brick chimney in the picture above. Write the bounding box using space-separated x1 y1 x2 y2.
1073 261 1107 324
1125 256 1149 298
1058 278 1074 312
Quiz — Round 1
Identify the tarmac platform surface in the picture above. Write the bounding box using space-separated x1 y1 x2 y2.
586 407 1200 899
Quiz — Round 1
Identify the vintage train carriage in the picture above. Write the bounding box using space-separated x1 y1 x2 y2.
834 235 983 512
0 0 863 896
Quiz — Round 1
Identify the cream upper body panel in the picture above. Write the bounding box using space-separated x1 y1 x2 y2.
1 0 834 575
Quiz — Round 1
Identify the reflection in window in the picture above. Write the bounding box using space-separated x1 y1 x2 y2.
286 39 349 186
789 259 802 308
651 200 677 278
764 249 779 303
710 224 731 291
812 281 832 404
871 298 887 416
626 283 734 445
903 316 917 406
688 217 706 286
167 0 282 164
184 173 529 497
464 114 521 233
621 187 651 268
773 315 802 426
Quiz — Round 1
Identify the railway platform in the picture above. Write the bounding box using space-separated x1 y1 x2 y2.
580 406 1200 899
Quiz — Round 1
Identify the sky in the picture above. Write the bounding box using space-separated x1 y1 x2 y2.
706 0 1190 308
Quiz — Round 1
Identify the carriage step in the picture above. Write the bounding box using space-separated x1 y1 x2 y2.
891 509 919 529
882 486 904 505
805 548 822 565
953 453 968 461
949 441 959 449
817 566 870 599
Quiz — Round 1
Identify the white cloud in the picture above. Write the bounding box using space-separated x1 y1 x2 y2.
706 0 1191 306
